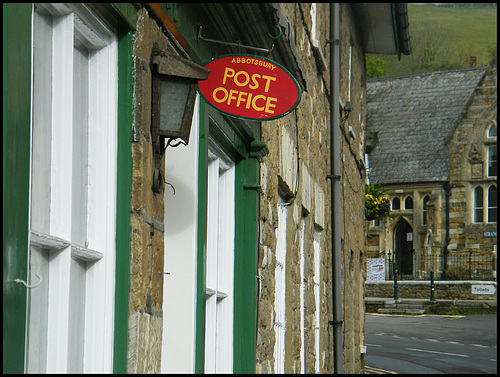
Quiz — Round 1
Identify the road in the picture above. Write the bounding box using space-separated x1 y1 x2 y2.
365 313 497 374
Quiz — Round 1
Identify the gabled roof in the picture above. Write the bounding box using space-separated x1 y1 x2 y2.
366 67 488 185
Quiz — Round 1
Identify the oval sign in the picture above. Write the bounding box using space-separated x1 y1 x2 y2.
198 55 302 121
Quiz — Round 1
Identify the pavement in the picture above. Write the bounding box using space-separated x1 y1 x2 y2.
366 297 497 315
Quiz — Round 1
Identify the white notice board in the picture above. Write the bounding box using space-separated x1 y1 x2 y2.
367 258 386 281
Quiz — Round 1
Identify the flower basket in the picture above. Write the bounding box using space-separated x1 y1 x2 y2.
366 212 381 221
365 184 390 221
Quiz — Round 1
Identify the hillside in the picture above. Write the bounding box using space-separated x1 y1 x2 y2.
367 3 497 78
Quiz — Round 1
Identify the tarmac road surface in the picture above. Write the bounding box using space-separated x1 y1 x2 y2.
365 313 497 374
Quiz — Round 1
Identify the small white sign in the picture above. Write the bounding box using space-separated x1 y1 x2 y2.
471 285 496 295
367 258 386 281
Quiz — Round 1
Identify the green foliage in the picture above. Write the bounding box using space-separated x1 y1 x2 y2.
368 4 497 77
366 55 388 79
365 184 390 220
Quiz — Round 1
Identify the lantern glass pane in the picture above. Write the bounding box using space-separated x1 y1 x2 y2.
159 77 191 132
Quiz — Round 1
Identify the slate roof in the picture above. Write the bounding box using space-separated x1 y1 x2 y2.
366 67 488 185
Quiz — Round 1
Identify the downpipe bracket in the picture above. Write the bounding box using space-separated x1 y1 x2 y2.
328 320 344 326
327 174 341 181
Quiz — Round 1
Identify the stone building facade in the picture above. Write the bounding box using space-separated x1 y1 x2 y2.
366 60 497 280
447 60 497 258
3 2 410 374
255 4 375 373
127 9 168 373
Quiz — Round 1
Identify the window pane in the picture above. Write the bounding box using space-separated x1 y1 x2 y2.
422 196 429 225
404 196 413 210
474 187 484 223
488 146 497 177
488 123 497 138
488 186 497 223
392 197 400 210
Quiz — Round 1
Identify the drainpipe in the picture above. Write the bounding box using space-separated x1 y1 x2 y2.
328 3 344 373
442 181 451 277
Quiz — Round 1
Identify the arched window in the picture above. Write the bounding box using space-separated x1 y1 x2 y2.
422 195 430 225
474 186 484 223
487 185 497 223
487 145 497 177
488 122 497 138
404 196 413 210
487 122 497 177
392 196 400 210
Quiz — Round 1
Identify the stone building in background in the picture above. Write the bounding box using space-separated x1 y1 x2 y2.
366 59 497 280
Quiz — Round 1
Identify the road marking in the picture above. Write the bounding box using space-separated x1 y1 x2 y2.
446 341 462 345
426 339 440 343
471 344 489 348
406 347 469 358
365 343 381 347
366 313 464 318
365 365 399 374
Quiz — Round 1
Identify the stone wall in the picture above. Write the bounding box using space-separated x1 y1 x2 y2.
447 63 497 255
366 280 497 300
127 8 167 374
255 4 367 374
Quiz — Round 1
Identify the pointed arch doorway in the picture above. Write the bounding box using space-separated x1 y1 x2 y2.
394 218 413 278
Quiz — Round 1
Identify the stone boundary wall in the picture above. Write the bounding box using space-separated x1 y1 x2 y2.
366 280 497 300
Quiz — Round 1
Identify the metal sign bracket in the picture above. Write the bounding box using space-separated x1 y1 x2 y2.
197 26 274 56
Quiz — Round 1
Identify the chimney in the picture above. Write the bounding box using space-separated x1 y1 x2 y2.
470 55 477 68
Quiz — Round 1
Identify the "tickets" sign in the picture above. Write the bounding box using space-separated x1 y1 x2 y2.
198 55 302 121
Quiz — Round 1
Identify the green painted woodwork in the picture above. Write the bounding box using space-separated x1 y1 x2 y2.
233 156 260 373
195 100 208 373
113 30 134 374
195 100 263 373
3 3 32 373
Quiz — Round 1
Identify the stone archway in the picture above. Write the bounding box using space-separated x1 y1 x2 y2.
394 218 413 277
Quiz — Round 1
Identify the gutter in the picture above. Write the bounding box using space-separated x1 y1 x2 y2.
390 3 412 60
328 3 344 373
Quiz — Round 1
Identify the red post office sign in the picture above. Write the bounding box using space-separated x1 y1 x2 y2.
198 55 302 121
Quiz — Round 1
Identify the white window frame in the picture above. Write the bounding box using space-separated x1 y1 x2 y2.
274 197 288 374
299 217 306 374
313 227 322 374
27 4 117 373
204 142 235 374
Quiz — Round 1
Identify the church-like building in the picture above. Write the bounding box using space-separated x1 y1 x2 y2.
365 59 497 280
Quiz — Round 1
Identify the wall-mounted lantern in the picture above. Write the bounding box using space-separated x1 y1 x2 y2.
151 51 210 193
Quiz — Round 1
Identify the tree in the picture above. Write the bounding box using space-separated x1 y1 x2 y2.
366 55 388 79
